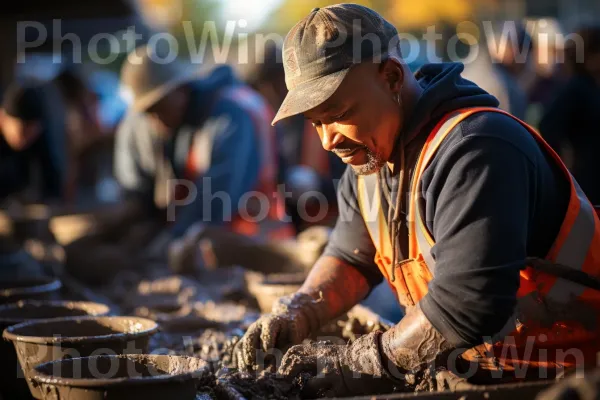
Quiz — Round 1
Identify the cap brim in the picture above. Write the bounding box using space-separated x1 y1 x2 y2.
131 64 213 113
272 67 351 126
131 77 190 112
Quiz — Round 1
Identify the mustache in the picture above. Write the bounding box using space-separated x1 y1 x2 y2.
331 145 367 156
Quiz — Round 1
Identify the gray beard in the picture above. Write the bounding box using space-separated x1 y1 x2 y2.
352 148 385 176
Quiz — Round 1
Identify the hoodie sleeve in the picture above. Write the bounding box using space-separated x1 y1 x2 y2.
418 112 567 348
114 113 156 206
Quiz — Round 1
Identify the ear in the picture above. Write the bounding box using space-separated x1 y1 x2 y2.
380 58 404 94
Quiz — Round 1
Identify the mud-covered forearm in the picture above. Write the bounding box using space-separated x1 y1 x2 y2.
381 303 456 373
298 255 371 323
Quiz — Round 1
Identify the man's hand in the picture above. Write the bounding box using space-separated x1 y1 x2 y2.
276 303 472 398
232 256 372 371
232 292 329 371
277 332 400 398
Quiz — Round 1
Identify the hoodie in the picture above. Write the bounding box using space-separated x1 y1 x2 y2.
0 83 67 202
323 63 570 347
114 65 263 237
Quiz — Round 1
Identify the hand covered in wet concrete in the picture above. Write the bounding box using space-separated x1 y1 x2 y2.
232 292 330 372
277 303 473 397
277 332 401 398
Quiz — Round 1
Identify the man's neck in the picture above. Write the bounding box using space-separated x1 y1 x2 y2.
387 83 424 173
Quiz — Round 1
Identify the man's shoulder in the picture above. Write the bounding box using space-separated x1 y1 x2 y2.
437 110 541 165
214 84 269 116
115 111 156 157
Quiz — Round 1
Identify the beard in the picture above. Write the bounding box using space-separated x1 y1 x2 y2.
351 147 385 176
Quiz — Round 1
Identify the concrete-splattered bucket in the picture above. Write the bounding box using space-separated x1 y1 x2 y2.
0 278 62 304
246 272 307 313
3 316 158 399
31 354 210 400
0 301 110 399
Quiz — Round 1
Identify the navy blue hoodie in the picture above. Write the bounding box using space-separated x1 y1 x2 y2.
324 63 570 347
114 65 264 237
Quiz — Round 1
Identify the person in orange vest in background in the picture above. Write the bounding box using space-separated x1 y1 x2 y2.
243 42 346 232
113 44 293 250
232 5 600 396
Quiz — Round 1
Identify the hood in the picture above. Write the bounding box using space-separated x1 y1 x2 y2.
184 65 239 124
402 62 499 144
193 64 238 94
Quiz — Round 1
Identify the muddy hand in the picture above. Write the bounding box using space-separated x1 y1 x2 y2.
232 313 291 371
232 293 328 371
434 369 473 391
277 332 400 398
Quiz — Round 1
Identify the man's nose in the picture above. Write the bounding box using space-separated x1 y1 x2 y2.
320 123 343 151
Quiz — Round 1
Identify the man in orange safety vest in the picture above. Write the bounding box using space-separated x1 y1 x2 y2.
232 4 600 396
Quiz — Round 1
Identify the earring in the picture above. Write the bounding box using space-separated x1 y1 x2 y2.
395 86 403 106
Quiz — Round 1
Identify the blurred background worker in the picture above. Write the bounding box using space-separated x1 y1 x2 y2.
462 21 531 120
54 66 107 202
540 24 600 206
113 44 294 251
242 42 346 232
522 18 569 127
0 81 68 204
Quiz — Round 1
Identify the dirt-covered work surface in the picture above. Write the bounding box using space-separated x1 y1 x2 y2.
210 369 307 399
75 259 398 398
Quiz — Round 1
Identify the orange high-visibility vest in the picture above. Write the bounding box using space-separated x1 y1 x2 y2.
357 107 600 379
182 86 294 241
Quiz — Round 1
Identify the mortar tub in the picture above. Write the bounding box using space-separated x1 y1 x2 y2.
30 354 211 400
246 272 307 313
0 278 62 304
3 316 158 399
0 301 111 399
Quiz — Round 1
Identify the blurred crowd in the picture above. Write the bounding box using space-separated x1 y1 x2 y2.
1 17 600 306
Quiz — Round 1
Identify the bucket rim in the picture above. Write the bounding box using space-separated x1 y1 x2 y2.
0 300 111 325
31 354 210 388
2 316 158 344
0 278 61 299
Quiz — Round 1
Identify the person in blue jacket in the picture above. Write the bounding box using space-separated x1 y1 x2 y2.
113 45 292 252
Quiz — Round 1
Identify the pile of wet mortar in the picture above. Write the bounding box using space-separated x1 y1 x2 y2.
79 271 392 399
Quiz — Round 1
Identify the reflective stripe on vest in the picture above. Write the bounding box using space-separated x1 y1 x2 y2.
357 174 393 281
357 107 600 374
408 108 600 302
357 173 416 305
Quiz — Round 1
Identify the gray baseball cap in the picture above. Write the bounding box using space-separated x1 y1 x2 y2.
272 4 399 125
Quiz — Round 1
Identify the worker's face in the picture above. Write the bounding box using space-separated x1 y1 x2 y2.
303 60 404 175
146 87 190 132
0 110 42 151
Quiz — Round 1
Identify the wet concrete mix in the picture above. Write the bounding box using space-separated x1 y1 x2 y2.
87 269 392 399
